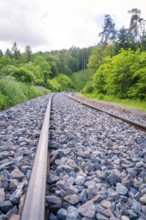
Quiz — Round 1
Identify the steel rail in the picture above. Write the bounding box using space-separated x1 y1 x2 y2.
66 94 146 132
21 94 53 220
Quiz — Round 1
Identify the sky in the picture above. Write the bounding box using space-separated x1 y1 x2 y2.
0 0 146 53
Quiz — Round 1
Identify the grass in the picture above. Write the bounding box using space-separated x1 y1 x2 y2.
0 78 49 110
82 92 146 112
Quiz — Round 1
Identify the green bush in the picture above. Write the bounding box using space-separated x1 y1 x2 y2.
56 74 74 91
0 79 27 107
71 69 93 91
0 65 18 78
13 67 35 84
0 78 49 110
36 86 50 94
82 81 94 93
0 93 8 110
47 78 62 92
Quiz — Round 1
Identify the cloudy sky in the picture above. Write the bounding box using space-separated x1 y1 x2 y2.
0 0 146 52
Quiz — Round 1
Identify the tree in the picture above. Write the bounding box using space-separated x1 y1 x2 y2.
11 42 21 60
115 27 130 53
0 49 3 57
25 46 32 62
13 67 35 84
0 65 18 78
34 55 51 86
0 55 13 70
128 8 143 43
88 45 115 71
5 49 12 58
99 15 117 46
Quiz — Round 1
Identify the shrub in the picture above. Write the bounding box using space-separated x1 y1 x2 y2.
82 81 94 93
0 93 8 110
47 78 62 92
71 69 93 91
13 67 35 84
56 74 74 91
0 79 27 107
0 65 18 78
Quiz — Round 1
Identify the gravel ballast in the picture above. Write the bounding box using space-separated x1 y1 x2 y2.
0 94 51 219
73 94 146 127
47 93 146 220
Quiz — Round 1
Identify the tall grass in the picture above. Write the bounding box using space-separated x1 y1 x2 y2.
82 92 146 112
0 78 49 110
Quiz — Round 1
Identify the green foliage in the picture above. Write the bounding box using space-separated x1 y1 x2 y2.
0 92 8 110
82 81 94 93
0 55 13 69
0 79 27 108
47 78 62 92
88 45 115 71
0 78 48 110
24 62 43 82
83 93 146 111
0 65 18 78
19 83 44 99
99 14 117 45
71 69 93 91
56 74 74 91
85 49 146 100
13 67 35 84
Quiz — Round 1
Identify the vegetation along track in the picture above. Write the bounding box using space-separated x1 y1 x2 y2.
0 93 146 219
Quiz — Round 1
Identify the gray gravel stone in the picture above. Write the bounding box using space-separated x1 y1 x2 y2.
0 189 5 202
46 195 62 208
66 206 79 220
78 201 95 218
47 173 59 184
64 194 80 205
45 93 146 220
57 208 67 219
116 183 128 195
0 201 13 213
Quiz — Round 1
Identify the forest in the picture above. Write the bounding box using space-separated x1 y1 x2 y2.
0 8 146 110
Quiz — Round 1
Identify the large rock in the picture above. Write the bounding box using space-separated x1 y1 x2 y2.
10 168 25 180
10 182 25 204
116 183 128 195
64 194 79 205
46 195 62 208
66 206 79 220
0 201 13 213
78 201 95 218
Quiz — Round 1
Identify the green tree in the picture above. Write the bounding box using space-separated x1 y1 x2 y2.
34 55 51 86
0 65 18 78
128 8 143 43
11 42 21 60
88 45 115 71
115 27 130 53
5 49 12 58
0 49 3 57
0 55 13 70
99 14 117 46
13 67 35 84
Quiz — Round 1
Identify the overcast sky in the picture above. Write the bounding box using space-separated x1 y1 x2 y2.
0 0 146 53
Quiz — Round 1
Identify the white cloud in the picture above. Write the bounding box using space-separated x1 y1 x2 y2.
0 0 146 52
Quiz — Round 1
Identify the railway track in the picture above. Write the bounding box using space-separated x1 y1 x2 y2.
66 94 146 133
0 93 146 220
